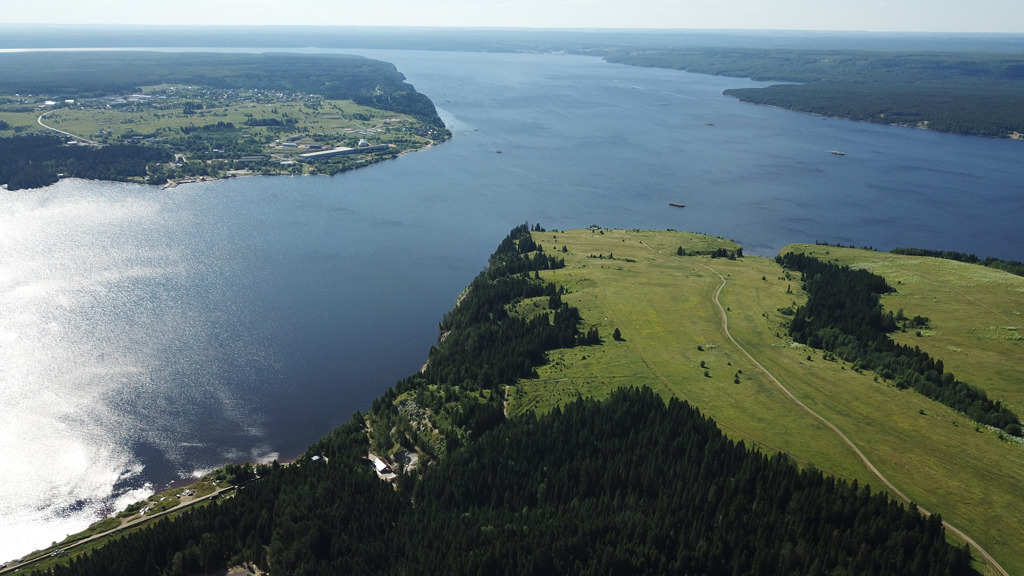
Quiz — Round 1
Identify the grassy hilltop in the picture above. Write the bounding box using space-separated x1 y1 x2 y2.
511 228 1023 576
784 244 1024 418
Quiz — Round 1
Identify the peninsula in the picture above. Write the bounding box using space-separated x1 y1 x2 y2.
0 52 449 190
15 225 1023 576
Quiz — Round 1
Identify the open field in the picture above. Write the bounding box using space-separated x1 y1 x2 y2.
784 244 1024 418
509 228 1024 576
29 98 422 148
1 87 432 152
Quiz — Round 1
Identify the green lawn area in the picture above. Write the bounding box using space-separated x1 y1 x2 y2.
509 228 1023 576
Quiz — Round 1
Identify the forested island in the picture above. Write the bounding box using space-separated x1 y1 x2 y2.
0 52 449 190
12 225 990 576
606 48 1024 138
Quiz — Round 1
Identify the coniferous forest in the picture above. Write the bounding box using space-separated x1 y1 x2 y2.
33 389 975 576
30 227 978 576
0 135 171 190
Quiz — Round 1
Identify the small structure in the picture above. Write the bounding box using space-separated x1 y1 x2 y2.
366 453 396 479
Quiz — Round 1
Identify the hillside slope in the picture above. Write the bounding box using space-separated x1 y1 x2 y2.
513 228 1022 575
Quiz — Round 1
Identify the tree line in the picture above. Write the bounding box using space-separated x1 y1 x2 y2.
891 247 1024 278
777 251 1021 435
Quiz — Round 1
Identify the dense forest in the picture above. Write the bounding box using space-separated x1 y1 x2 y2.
777 251 1022 435
30 392 976 576
606 48 1024 137
891 247 1024 277
0 52 445 127
28 226 978 576
0 135 170 190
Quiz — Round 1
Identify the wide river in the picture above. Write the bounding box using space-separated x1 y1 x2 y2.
1 49 1022 560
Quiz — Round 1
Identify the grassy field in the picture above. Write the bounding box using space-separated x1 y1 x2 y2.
25 98 422 146
784 244 1024 418
508 228 1023 576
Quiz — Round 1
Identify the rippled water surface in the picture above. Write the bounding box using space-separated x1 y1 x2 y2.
2 49 1022 560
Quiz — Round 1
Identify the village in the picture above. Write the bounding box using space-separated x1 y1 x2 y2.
1 83 443 185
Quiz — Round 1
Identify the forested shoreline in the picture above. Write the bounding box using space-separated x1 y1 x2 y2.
607 48 1024 137
26 225 978 576
0 135 171 190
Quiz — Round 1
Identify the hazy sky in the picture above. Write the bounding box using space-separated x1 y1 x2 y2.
3 0 1023 33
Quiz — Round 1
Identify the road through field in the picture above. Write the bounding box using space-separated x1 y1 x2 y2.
699 261 1008 576
37 112 98 145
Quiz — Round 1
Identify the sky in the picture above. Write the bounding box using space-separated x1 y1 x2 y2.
1 0 1023 33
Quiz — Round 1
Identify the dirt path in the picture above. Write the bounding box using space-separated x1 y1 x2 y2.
37 112 98 146
700 262 1007 576
608 233 1005 574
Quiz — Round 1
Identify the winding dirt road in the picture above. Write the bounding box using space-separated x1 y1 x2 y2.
613 233 1006 574
700 262 1007 576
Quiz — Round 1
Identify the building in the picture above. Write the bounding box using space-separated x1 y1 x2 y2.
298 144 391 161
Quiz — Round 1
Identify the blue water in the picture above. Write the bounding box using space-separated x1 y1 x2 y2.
1 49 1022 560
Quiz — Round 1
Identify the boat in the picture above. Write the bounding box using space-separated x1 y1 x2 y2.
831 150 846 156
669 202 685 208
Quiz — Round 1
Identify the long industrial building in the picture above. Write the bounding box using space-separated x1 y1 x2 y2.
299 144 391 160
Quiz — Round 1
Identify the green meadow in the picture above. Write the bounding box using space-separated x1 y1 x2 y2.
784 244 1024 418
32 98 417 144
509 228 1023 576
